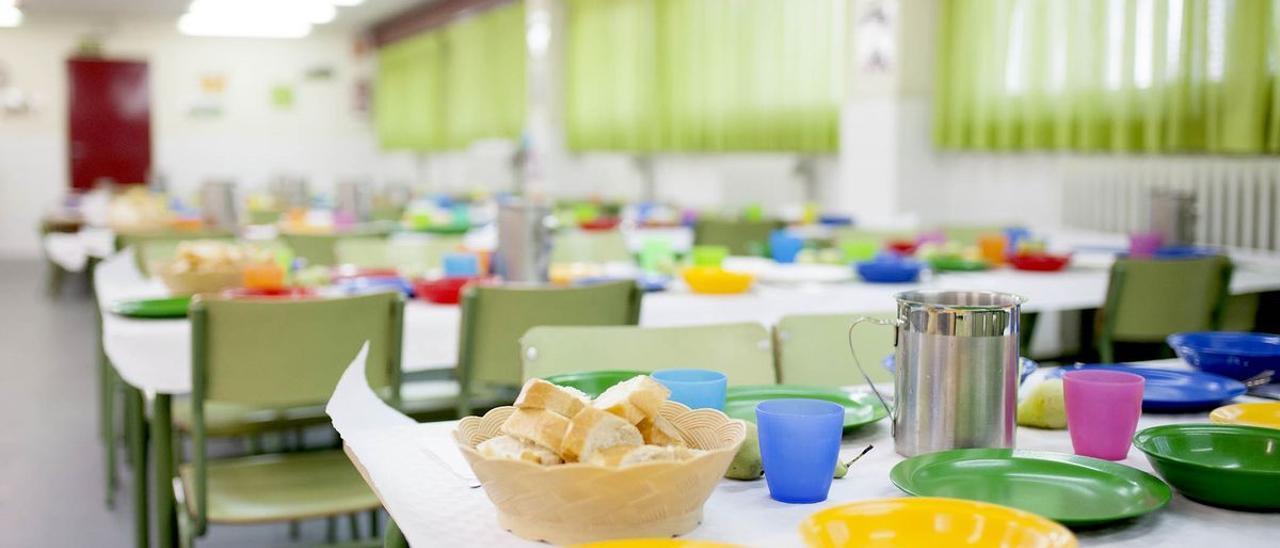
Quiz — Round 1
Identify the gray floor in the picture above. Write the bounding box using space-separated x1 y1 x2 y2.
0 260 377 547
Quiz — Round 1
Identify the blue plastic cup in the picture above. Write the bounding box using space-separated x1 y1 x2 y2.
769 231 805 264
756 399 844 504
442 253 480 277
651 369 727 410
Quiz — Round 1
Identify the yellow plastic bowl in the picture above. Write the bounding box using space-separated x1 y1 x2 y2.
800 497 1078 548
682 267 754 295
1210 402 1280 429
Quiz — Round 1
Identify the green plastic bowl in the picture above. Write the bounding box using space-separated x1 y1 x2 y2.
1133 423 1280 511
541 370 647 398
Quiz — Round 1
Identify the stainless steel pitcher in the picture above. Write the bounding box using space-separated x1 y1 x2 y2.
495 199 554 282
850 290 1024 457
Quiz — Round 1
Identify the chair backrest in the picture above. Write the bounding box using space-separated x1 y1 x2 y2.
191 292 403 409
520 323 777 385
774 312 897 386
1103 256 1233 342
940 224 1007 245
459 281 641 393
550 230 633 263
279 233 344 266
694 218 783 255
831 228 916 249
335 236 465 275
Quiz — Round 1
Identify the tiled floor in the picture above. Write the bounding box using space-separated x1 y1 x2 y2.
0 260 378 547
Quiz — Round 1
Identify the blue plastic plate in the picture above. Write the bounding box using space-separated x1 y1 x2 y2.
1048 364 1246 412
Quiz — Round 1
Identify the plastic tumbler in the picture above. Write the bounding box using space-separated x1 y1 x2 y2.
691 245 730 268
756 399 844 504
443 253 480 278
1128 232 1164 258
769 231 805 264
652 369 727 410
1063 370 1145 460
978 233 1007 265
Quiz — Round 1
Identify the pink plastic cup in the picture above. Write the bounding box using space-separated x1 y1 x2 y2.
1128 232 1164 258
1063 370 1145 460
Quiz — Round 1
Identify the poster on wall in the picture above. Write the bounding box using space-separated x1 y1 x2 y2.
186 73 226 118
270 85 296 110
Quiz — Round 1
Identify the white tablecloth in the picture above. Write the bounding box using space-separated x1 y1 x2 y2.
43 227 116 271
328 351 1276 548
98 231 1280 395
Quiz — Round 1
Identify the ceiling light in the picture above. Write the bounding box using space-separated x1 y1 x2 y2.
330 0 365 6
0 5 22 28
178 13 311 39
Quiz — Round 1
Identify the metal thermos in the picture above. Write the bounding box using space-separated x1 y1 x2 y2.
1149 189 1196 246
852 290 1024 457
269 176 310 209
199 180 239 229
496 200 554 283
335 180 374 222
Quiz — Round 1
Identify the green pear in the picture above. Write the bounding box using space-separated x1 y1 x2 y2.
1017 378 1068 429
833 458 848 479
725 422 764 480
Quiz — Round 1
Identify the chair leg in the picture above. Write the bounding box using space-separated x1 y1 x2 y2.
152 394 178 548
45 262 65 298
348 514 361 540
369 510 380 538
288 521 300 540
102 360 118 507
125 386 149 548
325 517 338 543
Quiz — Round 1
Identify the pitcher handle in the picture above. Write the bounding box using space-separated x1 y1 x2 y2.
848 316 902 436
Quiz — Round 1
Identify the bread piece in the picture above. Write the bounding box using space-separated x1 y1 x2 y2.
593 375 671 424
560 406 644 462
513 379 589 418
477 435 563 465
500 408 571 454
587 444 706 467
637 415 687 447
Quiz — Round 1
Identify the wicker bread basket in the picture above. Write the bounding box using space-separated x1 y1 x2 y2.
454 401 747 545
154 263 243 296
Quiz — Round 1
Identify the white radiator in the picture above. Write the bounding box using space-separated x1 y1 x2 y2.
1062 156 1280 252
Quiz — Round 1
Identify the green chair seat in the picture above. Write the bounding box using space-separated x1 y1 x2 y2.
172 399 329 437
179 451 379 524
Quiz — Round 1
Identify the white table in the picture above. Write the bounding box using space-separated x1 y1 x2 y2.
328 354 1277 548
98 241 1280 396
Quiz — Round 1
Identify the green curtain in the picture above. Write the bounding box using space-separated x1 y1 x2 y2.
566 0 845 152
935 0 1280 154
374 1 525 151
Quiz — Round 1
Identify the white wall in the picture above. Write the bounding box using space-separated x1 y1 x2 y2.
0 15 416 257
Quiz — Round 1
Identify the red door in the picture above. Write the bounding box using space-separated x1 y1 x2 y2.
67 58 151 190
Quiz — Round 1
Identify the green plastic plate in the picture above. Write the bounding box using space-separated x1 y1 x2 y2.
543 370 647 398
1133 423 1280 511
929 257 991 272
724 385 888 432
109 297 192 319
890 448 1171 527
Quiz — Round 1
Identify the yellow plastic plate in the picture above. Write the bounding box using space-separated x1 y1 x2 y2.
1210 402 1280 429
800 497 1077 548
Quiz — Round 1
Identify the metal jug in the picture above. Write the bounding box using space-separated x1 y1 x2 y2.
850 290 1024 457
495 199 554 282
199 180 239 229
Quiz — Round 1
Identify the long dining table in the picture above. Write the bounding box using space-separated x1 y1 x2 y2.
95 235 1280 548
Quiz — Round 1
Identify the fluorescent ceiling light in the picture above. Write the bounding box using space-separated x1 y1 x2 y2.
178 0 355 39
178 13 311 39
0 5 22 28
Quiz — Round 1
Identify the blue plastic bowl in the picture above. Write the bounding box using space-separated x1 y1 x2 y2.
1154 245 1222 259
855 259 922 283
882 354 1039 383
1168 332 1280 382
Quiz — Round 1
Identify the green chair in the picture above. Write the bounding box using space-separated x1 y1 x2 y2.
550 229 633 263
520 323 777 385
1098 256 1233 363
940 224 1008 245
456 281 642 415
282 228 393 267
177 292 403 546
774 313 897 386
335 236 465 275
693 218 784 256
246 209 282 225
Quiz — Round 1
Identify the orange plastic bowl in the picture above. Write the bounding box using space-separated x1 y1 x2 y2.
682 267 754 295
